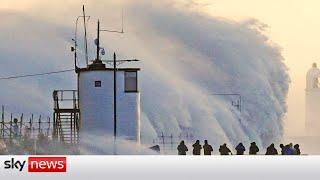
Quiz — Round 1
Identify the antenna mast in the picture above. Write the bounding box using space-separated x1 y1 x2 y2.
96 20 100 61
121 9 124 33
100 9 125 33
83 5 89 66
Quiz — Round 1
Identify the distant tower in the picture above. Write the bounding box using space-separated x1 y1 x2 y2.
305 62 320 136
52 9 140 153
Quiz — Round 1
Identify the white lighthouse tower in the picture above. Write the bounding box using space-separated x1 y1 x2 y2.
305 62 320 136
76 21 141 153
77 60 141 139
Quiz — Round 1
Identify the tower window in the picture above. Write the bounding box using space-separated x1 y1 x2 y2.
125 71 138 92
95 81 101 87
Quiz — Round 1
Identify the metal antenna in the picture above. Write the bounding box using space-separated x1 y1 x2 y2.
72 7 90 71
100 9 125 33
95 10 135 155
96 20 100 61
83 5 89 66
121 8 124 33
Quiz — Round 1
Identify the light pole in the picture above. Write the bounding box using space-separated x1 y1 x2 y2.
102 54 139 155
102 54 139 140
95 20 139 154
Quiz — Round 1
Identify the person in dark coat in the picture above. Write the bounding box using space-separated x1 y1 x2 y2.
294 144 301 155
249 142 259 155
203 140 213 155
284 143 295 155
177 141 188 155
235 143 246 155
219 143 232 155
280 144 285 155
13 118 19 137
265 143 278 155
192 140 202 155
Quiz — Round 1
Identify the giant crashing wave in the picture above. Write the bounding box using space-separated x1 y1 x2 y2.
113 1 290 148
0 0 290 151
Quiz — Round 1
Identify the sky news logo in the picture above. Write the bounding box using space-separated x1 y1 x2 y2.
3 157 67 172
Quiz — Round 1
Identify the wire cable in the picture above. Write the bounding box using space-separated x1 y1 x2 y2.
0 69 75 80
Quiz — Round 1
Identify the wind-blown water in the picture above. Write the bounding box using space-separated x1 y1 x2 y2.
120 1 290 148
0 0 290 153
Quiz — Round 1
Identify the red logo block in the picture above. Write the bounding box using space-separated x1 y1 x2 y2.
28 157 67 172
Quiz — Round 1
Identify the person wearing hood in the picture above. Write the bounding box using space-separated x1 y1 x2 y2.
203 140 213 155
219 143 232 155
177 141 188 155
235 143 246 155
294 144 301 155
192 140 202 155
284 143 295 155
249 142 259 155
265 143 278 155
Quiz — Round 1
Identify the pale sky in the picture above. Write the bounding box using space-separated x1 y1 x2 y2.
1 0 317 136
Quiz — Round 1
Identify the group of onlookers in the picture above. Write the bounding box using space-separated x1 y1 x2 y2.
177 140 301 155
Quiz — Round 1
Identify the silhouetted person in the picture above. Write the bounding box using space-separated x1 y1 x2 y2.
219 143 232 155
249 142 259 155
203 140 213 155
177 141 188 155
265 143 278 155
294 144 301 155
284 143 295 155
192 140 202 155
280 144 285 155
13 118 19 137
235 143 246 155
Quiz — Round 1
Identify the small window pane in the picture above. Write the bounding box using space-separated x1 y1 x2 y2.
125 71 137 92
95 81 101 87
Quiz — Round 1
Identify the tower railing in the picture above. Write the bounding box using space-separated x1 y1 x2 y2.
53 90 79 110
53 90 80 145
